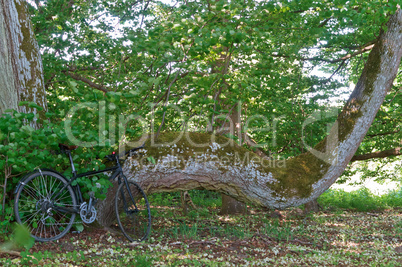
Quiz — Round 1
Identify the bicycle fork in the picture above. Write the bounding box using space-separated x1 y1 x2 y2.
121 181 140 215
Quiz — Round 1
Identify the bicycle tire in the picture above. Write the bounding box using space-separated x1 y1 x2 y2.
115 180 151 242
14 170 77 242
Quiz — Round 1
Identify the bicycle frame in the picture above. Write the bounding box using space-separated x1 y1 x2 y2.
50 147 143 217
51 150 125 214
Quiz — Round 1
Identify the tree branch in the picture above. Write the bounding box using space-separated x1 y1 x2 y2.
324 59 347 82
351 147 402 161
261 41 376 64
366 130 400 138
65 71 108 93
155 70 181 138
332 44 375 63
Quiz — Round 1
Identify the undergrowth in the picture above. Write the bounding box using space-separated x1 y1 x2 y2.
318 187 402 211
148 186 402 213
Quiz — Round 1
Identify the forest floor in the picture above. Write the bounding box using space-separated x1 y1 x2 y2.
1 206 402 266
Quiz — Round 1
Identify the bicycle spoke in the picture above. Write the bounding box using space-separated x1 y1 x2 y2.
40 173 50 198
49 179 65 200
21 183 42 201
19 208 41 222
29 178 43 198
48 176 59 195
14 171 77 242
115 181 151 242
52 223 61 237
53 190 72 204
36 174 48 198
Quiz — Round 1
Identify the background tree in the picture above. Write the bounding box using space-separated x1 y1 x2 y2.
0 0 47 121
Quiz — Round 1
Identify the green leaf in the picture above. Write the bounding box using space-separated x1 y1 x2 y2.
12 223 35 250
18 101 29 106
68 80 79 93
28 102 44 111
147 156 156 165
20 125 35 135
75 224 84 232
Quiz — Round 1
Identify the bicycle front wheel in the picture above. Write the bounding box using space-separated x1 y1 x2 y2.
14 170 77 242
115 180 151 242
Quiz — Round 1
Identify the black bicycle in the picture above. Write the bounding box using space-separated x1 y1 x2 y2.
13 143 151 242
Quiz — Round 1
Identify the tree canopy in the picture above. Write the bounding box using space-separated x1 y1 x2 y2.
27 0 400 181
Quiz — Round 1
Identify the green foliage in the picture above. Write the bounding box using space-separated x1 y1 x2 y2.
11 223 35 250
148 190 221 208
0 202 13 234
146 156 156 165
188 190 221 208
261 219 295 242
18 250 70 266
24 0 400 165
74 224 85 233
148 192 181 207
171 222 200 239
132 255 155 267
1 223 35 251
318 187 402 211
0 109 114 233
379 188 402 207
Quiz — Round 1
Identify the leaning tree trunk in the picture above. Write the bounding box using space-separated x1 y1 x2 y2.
0 0 47 121
96 10 402 226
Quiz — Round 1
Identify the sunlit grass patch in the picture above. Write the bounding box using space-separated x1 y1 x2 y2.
318 187 402 211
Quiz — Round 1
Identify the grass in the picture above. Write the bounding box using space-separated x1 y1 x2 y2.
148 190 221 209
150 186 402 213
1 188 402 266
4 208 401 266
318 187 402 211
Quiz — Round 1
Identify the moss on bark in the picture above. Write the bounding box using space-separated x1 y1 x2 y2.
14 0 47 119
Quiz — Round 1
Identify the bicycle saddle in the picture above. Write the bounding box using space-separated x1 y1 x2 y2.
59 143 78 151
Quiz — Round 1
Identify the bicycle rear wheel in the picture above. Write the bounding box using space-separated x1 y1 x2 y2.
115 180 151 242
14 170 77 242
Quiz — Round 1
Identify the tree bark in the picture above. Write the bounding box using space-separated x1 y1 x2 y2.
303 199 320 214
208 31 247 215
96 9 402 226
219 103 248 214
220 194 247 215
0 0 47 121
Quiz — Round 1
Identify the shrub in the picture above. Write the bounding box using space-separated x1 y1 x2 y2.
318 188 385 211
0 109 113 235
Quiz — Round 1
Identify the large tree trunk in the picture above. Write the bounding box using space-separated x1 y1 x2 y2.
96 10 402 226
208 33 247 214
220 194 247 215
219 103 248 214
0 0 47 120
